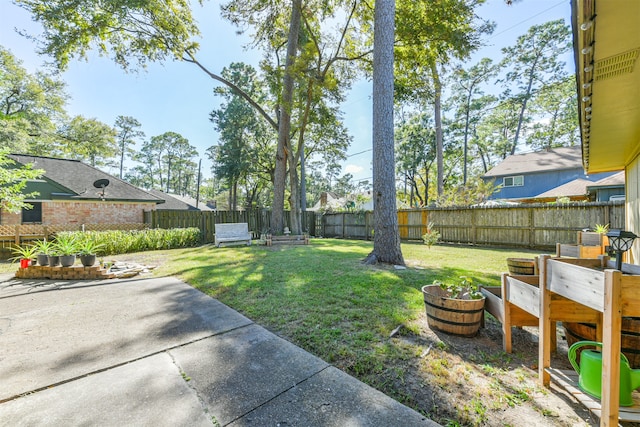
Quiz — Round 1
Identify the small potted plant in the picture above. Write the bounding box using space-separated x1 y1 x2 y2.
33 239 54 266
77 238 104 267
422 276 486 337
10 244 38 268
53 234 79 267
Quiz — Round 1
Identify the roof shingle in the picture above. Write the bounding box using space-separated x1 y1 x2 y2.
9 154 162 203
483 146 583 177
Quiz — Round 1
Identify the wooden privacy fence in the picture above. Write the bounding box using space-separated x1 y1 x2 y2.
0 223 148 248
321 202 625 249
145 209 318 244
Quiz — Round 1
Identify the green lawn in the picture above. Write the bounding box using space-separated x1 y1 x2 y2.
155 239 538 336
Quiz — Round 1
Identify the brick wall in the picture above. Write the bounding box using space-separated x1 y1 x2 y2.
1 210 21 226
43 201 155 224
1 201 156 225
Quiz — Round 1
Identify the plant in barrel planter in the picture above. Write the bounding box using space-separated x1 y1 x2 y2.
53 234 79 267
422 276 486 337
77 238 104 267
10 244 38 268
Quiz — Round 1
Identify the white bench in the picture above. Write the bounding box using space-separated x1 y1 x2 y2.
214 223 252 247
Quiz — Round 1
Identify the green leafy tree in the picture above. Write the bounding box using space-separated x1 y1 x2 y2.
499 19 571 153
396 113 436 207
395 0 494 197
222 0 361 233
450 58 499 184
526 76 579 150
0 149 44 213
167 147 198 197
136 136 168 189
0 45 67 153
148 132 195 193
476 96 521 162
14 0 200 70
15 0 363 235
58 115 117 167
114 115 144 179
208 62 274 210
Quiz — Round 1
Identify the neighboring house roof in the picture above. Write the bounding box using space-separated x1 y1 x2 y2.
533 178 593 199
483 146 583 178
309 191 373 212
587 171 625 189
147 189 213 211
309 192 342 212
8 154 163 203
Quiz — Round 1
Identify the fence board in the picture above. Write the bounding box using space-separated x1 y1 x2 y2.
144 202 624 249
320 202 625 249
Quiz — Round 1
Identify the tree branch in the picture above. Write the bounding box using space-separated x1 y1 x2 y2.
182 50 278 130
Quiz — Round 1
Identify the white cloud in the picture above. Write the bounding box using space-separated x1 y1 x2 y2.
344 164 364 174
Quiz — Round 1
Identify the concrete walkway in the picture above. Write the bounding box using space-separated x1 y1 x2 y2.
0 274 438 426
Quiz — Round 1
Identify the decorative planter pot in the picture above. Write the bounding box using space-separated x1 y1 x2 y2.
80 254 96 267
422 285 486 337
19 258 31 269
37 254 48 266
48 256 60 267
60 255 76 267
506 258 536 275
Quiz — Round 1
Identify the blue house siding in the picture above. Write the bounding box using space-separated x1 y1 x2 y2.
486 168 616 200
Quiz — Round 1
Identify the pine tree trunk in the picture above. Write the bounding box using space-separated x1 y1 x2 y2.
365 0 404 266
431 62 444 197
512 57 539 153
271 0 302 234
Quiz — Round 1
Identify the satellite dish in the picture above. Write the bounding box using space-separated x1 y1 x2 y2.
93 179 110 200
93 178 110 189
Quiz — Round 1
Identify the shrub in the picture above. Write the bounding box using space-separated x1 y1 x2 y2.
422 222 441 248
55 228 202 255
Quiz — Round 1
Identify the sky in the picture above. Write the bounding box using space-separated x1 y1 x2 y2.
0 0 573 184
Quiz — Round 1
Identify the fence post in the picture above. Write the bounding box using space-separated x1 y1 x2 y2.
529 208 535 248
471 208 477 246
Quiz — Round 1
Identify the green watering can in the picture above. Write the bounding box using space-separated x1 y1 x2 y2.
568 341 640 406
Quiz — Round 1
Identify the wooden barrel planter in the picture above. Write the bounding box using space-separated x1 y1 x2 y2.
422 285 486 337
564 319 640 369
506 258 536 275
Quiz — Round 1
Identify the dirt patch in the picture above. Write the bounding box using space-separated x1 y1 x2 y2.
378 314 640 427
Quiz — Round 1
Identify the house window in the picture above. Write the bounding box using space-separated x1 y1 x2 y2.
22 202 42 224
503 176 524 187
